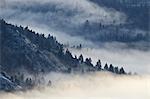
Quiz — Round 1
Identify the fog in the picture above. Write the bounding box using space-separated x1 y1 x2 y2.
25 24 150 75
0 0 148 48
0 0 127 41
0 0 150 98
1 0 126 25
69 47 150 75
0 72 150 99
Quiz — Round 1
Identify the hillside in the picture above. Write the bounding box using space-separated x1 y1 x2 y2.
0 19 128 74
0 74 21 91
1 0 149 50
0 19 127 90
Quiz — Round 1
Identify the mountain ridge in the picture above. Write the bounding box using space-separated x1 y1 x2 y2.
0 19 129 91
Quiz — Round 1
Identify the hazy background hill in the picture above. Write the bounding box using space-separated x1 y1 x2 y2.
0 0 150 97
0 0 149 50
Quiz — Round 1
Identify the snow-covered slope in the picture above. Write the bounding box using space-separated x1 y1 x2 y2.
0 74 21 91
0 19 127 75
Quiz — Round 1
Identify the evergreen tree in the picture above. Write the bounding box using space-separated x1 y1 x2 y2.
119 67 126 74
95 59 101 70
25 78 33 87
78 54 84 63
85 58 93 66
25 26 28 30
79 44 82 49
109 64 114 73
48 34 51 38
104 63 108 70
65 49 73 59
114 67 119 74
76 44 82 49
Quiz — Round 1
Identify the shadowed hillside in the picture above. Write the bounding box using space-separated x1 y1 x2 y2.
0 19 129 91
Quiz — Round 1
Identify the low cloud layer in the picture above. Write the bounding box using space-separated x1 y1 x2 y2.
69 48 150 74
0 0 127 41
1 0 148 49
0 72 150 99
1 0 126 25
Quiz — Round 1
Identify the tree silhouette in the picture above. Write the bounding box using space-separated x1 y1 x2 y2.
78 54 84 63
65 49 73 59
119 67 126 74
104 63 109 70
109 64 114 73
95 59 101 71
114 67 119 74
85 58 93 66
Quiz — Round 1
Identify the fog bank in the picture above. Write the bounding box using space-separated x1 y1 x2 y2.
0 72 150 99
69 48 150 74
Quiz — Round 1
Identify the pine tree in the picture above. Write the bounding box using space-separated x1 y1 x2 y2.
104 63 108 70
95 59 101 70
119 67 126 74
48 34 51 38
114 67 119 74
25 26 28 30
109 64 114 73
78 54 84 63
65 49 73 59
85 58 93 66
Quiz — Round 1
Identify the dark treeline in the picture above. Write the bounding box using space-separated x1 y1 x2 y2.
0 19 128 74
0 19 130 91
80 19 150 43
72 0 150 45
90 0 149 30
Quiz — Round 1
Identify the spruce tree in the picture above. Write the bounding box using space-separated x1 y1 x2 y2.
95 59 101 70
119 67 126 74
78 54 84 63
104 63 108 70
109 64 114 73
